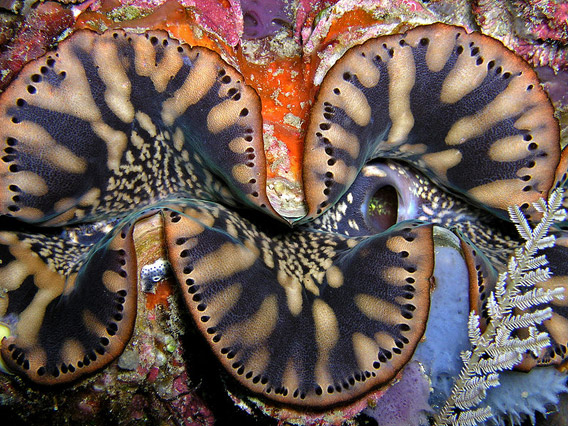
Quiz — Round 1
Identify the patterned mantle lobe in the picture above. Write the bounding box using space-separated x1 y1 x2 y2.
304 24 559 223
0 30 273 226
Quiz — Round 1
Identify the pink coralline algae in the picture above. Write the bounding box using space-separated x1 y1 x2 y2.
177 0 243 46
474 0 568 72
0 1 74 91
515 0 568 43
88 0 295 45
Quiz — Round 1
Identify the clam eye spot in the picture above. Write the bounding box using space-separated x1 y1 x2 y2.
366 185 398 232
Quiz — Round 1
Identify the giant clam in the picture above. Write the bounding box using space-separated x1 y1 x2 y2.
0 1 567 424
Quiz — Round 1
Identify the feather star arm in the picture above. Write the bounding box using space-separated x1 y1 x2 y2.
434 187 567 426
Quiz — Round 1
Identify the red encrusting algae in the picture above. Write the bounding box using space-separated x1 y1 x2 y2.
0 2 74 91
